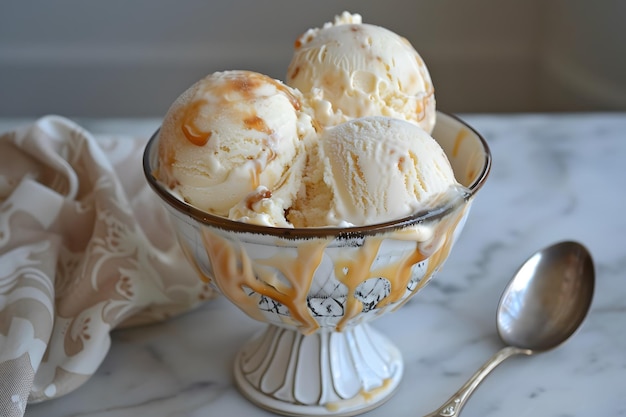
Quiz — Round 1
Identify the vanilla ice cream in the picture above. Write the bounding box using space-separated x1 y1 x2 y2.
288 116 457 227
157 70 316 216
156 13 456 229
286 12 436 133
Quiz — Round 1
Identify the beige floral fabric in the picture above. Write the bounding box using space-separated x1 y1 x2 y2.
0 116 215 417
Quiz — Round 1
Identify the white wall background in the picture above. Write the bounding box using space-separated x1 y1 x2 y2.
1 0 625 118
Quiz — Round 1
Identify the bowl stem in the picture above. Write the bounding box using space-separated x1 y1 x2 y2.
234 322 403 416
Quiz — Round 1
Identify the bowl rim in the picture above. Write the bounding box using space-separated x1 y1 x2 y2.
142 112 491 239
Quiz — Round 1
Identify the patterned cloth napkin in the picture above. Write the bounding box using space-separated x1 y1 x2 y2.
0 116 215 417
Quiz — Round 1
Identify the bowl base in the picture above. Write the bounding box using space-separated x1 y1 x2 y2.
234 322 403 416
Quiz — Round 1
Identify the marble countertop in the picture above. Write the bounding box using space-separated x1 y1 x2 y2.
6 113 624 416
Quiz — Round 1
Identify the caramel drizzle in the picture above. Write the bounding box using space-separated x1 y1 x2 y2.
182 99 211 146
180 71 301 147
452 128 469 158
201 230 327 335
199 202 467 334
390 204 468 313
333 238 383 331
325 377 394 412
451 127 483 185
256 242 328 334
244 115 272 134
415 89 435 123
337 204 468 329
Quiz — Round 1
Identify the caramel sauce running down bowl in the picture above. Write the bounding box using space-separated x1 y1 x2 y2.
142 111 491 417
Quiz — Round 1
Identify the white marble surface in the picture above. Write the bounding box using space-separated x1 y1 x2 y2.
5 113 624 416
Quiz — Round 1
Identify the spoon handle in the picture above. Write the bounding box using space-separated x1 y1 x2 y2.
423 345 532 417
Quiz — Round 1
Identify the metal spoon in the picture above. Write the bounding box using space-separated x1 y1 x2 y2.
424 240 595 417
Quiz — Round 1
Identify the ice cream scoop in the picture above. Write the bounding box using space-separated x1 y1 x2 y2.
290 116 459 227
157 70 316 216
286 12 436 133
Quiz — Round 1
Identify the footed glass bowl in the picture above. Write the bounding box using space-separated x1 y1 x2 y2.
143 112 490 416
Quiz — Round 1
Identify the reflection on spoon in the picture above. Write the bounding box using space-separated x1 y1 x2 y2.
424 241 595 417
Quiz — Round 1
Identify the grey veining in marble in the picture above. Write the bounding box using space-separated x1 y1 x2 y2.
6 113 624 416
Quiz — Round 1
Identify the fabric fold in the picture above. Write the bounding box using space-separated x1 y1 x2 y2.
0 116 215 417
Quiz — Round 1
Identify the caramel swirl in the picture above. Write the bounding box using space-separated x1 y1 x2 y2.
180 71 301 147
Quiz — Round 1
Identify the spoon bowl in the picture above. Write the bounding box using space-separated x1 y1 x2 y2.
497 240 595 352
425 241 595 417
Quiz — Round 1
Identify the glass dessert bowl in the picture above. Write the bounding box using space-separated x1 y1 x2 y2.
143 112 491 416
